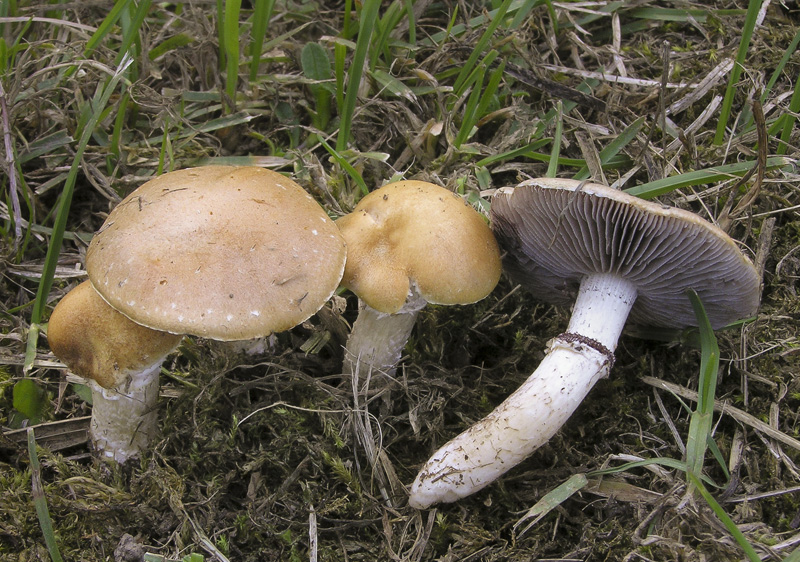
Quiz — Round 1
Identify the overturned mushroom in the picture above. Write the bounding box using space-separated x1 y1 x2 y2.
336 180 501 380
409 178 760 508
49 166 346 462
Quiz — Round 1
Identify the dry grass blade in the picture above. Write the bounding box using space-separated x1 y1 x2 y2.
641 376 800 453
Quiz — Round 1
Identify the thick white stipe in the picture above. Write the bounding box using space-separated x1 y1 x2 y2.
409 273 637 508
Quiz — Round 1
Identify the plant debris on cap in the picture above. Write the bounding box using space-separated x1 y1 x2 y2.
491 178 761 330
86 166 347 340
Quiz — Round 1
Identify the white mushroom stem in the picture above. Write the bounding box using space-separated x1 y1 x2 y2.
343 288 427 379
88 362 162 464
409 272 638 508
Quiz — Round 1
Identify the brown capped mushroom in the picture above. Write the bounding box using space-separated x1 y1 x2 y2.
47 281 182 463
49 166 346 462
409 178 760 508
336 180 501 380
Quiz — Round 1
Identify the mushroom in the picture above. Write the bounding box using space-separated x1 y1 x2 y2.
48 281 182 463
335 180 502 380
409 178 761 508
48 166 346 462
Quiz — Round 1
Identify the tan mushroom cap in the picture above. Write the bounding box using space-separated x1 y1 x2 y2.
86 166 346 340
490 178 761 329
48 281 183 389
336 180 502 314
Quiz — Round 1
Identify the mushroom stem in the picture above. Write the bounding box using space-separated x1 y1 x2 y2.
343 288 428 379
409 273 637 508
89 362 161 463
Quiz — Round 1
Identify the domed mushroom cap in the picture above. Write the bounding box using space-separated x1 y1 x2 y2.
86 166 346 340
336 180 502 314
48 281 183 389
490 178 760 329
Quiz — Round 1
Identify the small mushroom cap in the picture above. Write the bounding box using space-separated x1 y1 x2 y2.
47 281 183 388
337 180 502 314
86 166 346 340
490 178 760 329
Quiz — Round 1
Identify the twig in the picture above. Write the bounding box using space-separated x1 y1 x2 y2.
309 504 318 562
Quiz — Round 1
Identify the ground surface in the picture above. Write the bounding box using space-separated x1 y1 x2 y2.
1 1 799 561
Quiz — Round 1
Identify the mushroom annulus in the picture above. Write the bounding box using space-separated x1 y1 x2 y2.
48 166 346 462
409 178 761 508
335 180 501 380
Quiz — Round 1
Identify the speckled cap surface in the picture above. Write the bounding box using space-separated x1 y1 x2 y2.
336 180 502 314
490 178 761 329
86 166 346 340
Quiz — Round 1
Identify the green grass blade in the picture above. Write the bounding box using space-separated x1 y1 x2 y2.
454 64 486 148
588 456 721 488
513 473 588 535
24 54 133 373
370 68 415 102
473 59 505 126
116 0 150 69
84 0 132 57
688 290 720 416
774 70 800 155
333 0 354 115
687 473 762 562
714 0 763 145
319 137 368 197
589 456 689 477
371 0 405 71
685 290 720 493
454 57 504 149
624 156 790 199
573 116 645 180
109 91 129 161
509 0 548 30
248 0 276 82
148 33 195 61
28 428 64 562
784 548 800 562
546 101 563 177
336 0 380 151
763 28 800 102
403 0 415 44
475 137 550 168
451 0 512 98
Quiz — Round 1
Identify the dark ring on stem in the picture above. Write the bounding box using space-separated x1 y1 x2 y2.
557 332 615 369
